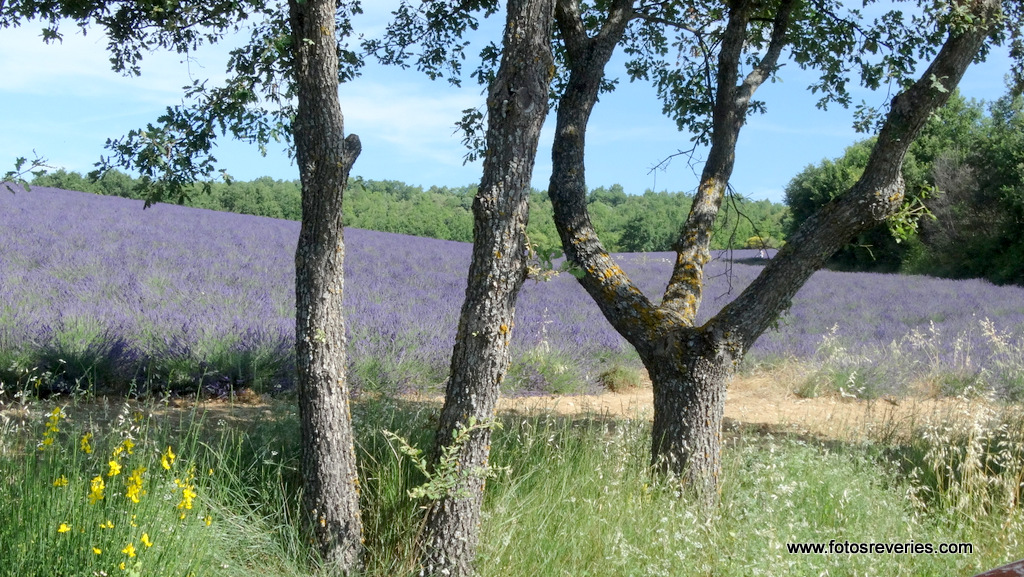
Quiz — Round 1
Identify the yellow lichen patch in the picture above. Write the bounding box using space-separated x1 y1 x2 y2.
680 261 699 273
600 265 623 281
499 324 510 335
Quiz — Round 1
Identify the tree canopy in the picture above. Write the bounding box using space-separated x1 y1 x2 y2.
785 90 1024 284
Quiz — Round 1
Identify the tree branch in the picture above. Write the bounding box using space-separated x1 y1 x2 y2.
554 0 589 62
714 0 1003 350
549 0 672 350
737 0 796 108
659 0 753 324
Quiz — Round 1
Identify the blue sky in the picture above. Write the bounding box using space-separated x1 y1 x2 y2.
0 4 1013 203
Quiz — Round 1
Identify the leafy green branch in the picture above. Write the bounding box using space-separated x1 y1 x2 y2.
525 234 585 282
3 153 54 193
383 416 506 502
887 185 936 243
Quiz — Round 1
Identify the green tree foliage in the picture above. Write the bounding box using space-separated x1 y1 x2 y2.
785 90 1024 284
913 93 1024 284
35 171 789 251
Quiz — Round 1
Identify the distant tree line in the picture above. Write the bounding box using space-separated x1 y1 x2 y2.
785 91 1024 285
32 171 789 253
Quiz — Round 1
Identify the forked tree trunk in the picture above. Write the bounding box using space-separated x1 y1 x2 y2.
418 1 554 576
548 0 1002 503
289 0 364 572
652 0 1000 498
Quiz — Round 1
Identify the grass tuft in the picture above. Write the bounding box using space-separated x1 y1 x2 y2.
596 364 646 393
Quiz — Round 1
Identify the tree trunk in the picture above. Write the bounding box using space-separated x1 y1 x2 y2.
289 0 363 573
644 328 732 503
651 0 1001 498
547 0 1002 503
418 1 554 576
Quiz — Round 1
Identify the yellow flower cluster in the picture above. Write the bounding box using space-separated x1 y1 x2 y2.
38 407 64 450
112 438 135 457
174 468 198 519
39 408 214 573
125 466 146 504
80 432 93 454
161 446 175 470
88 475 105 504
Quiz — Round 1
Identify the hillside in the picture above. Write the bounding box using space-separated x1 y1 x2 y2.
29 170 790 252
2 186 1023 398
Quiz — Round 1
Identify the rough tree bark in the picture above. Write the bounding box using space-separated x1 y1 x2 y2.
418 1 555 576
289 0 364 572
549 0 1002 503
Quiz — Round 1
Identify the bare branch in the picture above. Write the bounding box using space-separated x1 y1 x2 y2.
737 0 796 107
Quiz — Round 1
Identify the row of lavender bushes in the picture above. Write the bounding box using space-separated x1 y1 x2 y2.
2 187 1023 399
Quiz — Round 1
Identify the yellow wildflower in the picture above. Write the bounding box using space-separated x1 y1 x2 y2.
161 446 176 470
92 547 102 555
141 533 153 548
122 542 136 558
125 466 146 503
108 460 122 477
88 475 105 504
99 520 115 529
46 407 63 429
112 438 135 458
80 432 93 454
175 472 197 512
52 475 69 487
119 562 126 571
57 523 71 533
204 515 212 526
181 486 197 509
38 408 64 451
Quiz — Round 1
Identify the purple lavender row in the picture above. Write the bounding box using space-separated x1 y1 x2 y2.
1 186 1022 396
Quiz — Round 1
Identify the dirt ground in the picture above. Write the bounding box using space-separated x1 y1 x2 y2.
461 368 993 441
177 367 995 442
4 368 992 443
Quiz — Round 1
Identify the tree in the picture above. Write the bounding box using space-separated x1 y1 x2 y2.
2 0 366 571
785 90 1024 285
364 2 562 573
546 0 1012 502
287 0 365 571
414 2 555 575
588 183 628 206
784 92 986 272
920 92 1024 284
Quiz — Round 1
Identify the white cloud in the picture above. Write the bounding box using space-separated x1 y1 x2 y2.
341 73 484 169
0 23 233 102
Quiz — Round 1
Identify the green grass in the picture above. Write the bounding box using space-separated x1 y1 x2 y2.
1 394 1022 577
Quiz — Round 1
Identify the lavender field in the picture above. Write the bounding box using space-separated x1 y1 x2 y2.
2 186 1024 398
